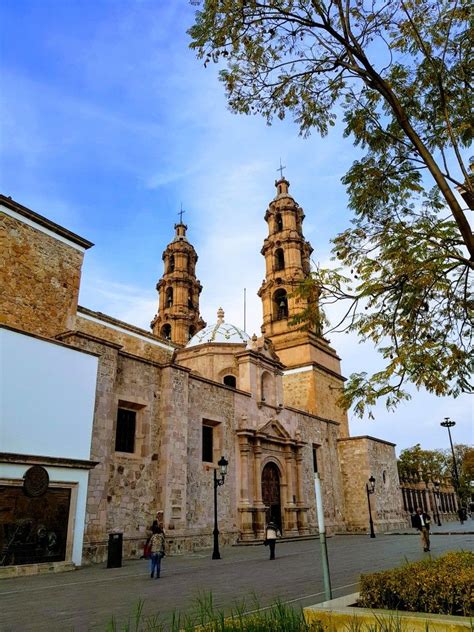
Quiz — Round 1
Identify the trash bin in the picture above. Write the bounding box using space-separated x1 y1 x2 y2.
107 532 123 568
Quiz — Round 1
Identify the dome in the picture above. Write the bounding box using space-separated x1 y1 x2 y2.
187 308 250 347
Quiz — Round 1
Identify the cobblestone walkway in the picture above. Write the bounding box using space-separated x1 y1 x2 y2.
1 531 472 631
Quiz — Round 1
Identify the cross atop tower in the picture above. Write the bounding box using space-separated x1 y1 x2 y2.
277 159 286 180
178 203 186 224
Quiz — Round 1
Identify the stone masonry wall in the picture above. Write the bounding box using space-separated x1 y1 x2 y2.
76 313 173 364
184 377 238 549
297 416 347 534
338 437 405 533
1 212 83 338
283 368 348 436
65 333 163 563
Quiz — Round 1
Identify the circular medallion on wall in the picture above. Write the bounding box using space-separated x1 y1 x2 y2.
23 465 50 497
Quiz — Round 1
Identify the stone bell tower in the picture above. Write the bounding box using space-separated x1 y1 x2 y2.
151 218 206 346
258 176 349 433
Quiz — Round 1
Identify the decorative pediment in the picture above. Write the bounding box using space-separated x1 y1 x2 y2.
257 419 292 440
245 335 281 363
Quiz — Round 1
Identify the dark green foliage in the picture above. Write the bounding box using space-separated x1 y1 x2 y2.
358 551 474 616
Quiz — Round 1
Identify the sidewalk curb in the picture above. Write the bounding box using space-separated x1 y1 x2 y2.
386 531 474 536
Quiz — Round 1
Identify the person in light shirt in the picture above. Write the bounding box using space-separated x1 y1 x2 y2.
412 507 431 551
264 520 282 560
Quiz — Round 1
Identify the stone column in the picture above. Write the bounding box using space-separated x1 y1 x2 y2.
401 487 408 512
283 445 298 536
295 445 309 534
158 365 189 533
253 440 266 538
238 435 254 541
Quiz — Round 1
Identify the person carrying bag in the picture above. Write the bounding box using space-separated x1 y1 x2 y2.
264 520 281 560
149 525 166 578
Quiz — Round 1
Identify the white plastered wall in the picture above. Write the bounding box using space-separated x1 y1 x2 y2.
0 328 98 565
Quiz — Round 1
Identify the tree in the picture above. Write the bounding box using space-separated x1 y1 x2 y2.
398 443 473 501
190 1 473 416
397 443 446 480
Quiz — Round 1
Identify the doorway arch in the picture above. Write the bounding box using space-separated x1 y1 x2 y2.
261 462 282 530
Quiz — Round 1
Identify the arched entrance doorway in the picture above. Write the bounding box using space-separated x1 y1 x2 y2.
261 462 282 530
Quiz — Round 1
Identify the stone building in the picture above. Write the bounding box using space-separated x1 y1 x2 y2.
1 178 406 571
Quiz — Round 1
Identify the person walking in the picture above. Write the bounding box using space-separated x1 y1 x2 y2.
264 520 281 560
412 507 431 551
149 525 165 578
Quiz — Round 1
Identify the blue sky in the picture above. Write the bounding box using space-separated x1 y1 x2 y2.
1 0 472 453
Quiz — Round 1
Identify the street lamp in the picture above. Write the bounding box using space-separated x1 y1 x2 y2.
440 418 463 523
433 480 442 526
366 476 376 538
212 456 228 560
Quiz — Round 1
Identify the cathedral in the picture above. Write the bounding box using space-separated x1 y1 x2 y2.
0 177 405 572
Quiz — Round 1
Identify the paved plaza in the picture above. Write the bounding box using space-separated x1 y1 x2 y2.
1 523 473 632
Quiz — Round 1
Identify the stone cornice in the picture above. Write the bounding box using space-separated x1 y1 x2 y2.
1 194 94 250
0 452 99 470
77 307 176 351
337 435 397 447
284 405 341 426
189 372 251 396
283 360 346 382
56 329 123 351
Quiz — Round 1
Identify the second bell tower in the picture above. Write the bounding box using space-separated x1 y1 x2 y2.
151 220 206 346
258 176 348 433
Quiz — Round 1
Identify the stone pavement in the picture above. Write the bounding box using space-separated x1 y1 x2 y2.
387 517 474 535
1 531 473 632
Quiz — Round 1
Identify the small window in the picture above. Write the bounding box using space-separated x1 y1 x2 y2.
275 248 285 271
202 425 213 462
274 289 288 320
188 326 196 341
188 291 194 309
312 445 319 473
166 287 173 307
168 255 175 273
223 375 236 388
161 324 172 340
275 213 283 231
115 408 136 453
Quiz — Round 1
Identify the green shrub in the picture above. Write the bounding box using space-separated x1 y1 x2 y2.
358 551 474 616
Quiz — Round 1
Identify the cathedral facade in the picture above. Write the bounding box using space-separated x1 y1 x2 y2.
0 179 405 571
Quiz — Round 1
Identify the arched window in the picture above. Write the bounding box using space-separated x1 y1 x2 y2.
223 375 236 388
274 248 285 271
168 255 175 273
274 289 288 320
188 290 194 309
161 324 172 340
166 287 173 307
188 325 196 341
275 213 283 232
